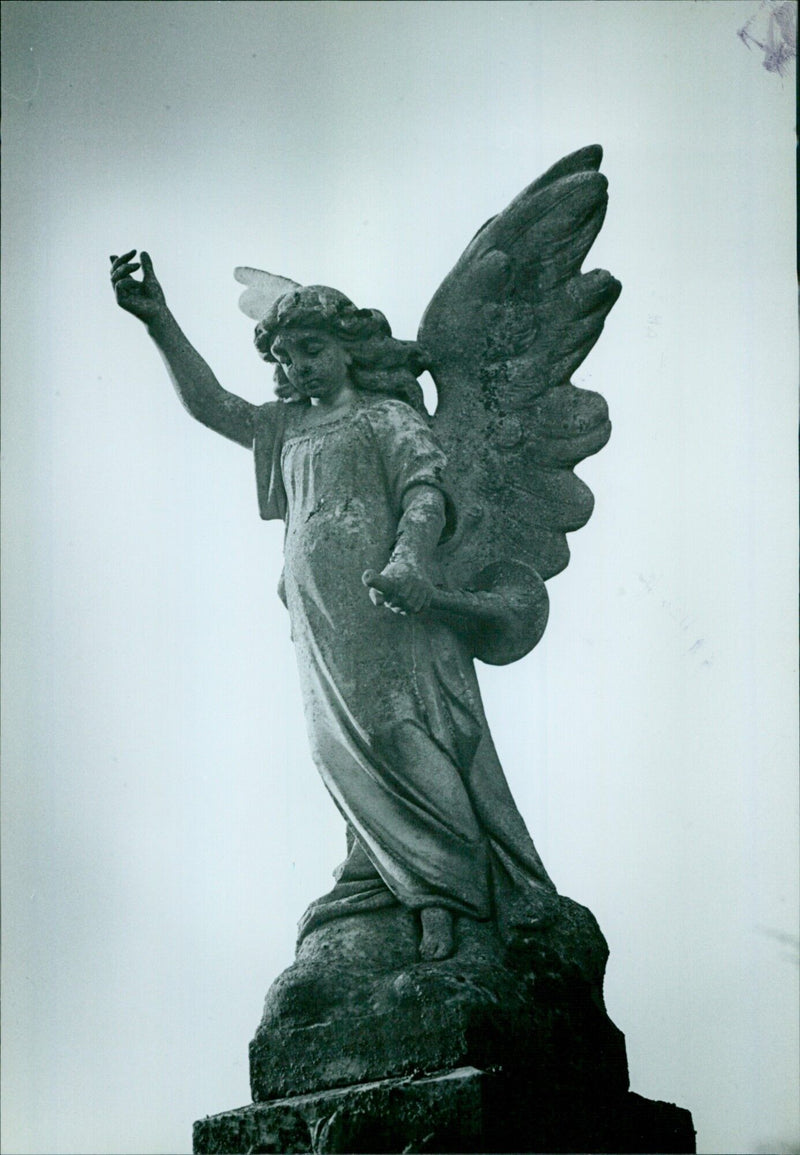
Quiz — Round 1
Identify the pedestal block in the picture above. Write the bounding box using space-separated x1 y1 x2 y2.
194 897 695 1154
194 1066 695 1154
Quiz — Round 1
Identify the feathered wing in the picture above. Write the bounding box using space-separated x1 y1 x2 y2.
234 266 300 321
420 146 621 620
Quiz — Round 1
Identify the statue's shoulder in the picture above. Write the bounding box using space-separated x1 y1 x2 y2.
253 398 309 437
253 399 281 420
360 395 432 435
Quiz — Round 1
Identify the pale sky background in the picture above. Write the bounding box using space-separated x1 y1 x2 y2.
1 2 797 1153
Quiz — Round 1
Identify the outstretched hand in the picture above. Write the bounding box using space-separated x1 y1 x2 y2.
109 250 168 326
362 565 433 615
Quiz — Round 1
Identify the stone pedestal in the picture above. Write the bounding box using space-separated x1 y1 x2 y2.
194 1066 695 1154
193 898 695 1154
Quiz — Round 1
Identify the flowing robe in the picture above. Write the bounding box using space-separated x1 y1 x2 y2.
254 395 554 942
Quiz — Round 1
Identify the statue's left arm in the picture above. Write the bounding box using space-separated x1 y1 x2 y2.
365 485 446 614
361 400 450 615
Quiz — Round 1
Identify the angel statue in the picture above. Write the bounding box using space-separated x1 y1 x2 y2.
109 146 620 965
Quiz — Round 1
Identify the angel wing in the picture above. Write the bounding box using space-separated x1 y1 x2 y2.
419 145 620 660
234 266 300 321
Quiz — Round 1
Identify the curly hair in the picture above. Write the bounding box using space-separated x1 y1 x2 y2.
254 286 428 412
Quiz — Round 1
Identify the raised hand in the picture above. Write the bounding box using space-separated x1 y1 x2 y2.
109 250 168 326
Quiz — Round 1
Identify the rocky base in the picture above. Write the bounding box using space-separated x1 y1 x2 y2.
249 897 628 1102
195 896 695 1153
193 1065 696 1154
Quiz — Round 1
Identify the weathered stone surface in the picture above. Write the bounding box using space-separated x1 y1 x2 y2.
250 895 629 1102
194 1066 696 1154
112 156 694 1154
112 150 623 973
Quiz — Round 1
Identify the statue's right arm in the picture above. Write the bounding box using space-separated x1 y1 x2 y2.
110 250 256 448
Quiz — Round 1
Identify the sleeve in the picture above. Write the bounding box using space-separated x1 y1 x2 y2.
366 400 447 505
366 400 457 539
252 402 287 521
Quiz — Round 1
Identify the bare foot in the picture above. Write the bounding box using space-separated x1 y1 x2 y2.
419 906 455 960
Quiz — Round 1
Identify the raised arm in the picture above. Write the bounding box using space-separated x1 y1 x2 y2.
110 250 256 447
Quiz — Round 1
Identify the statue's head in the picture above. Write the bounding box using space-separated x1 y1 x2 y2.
254 286 426 411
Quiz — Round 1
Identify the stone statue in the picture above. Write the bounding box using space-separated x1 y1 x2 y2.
112 146 696 1153
110 145 619 967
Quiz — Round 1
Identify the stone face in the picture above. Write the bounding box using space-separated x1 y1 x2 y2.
250 896 629 1103
194 1067 696 1154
